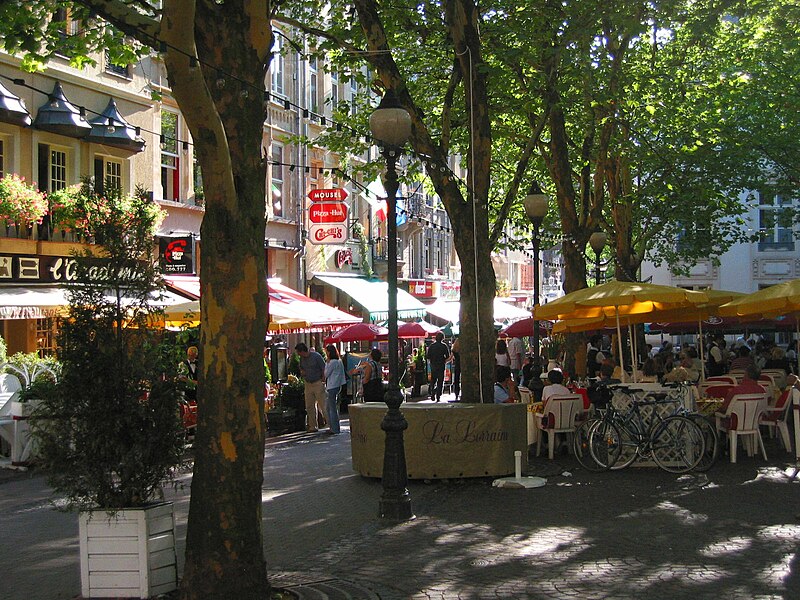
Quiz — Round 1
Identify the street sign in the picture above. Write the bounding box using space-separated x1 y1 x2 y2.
309 223 349 245
308 188 348 202
309 202 348 224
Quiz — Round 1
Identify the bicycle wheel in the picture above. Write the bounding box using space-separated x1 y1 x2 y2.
573 419 608 472
610 422 639 470
686 414 718 472
651 416 706 473
588 420 623 470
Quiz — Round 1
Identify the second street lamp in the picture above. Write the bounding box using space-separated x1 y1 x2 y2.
368 89 414 521
589 231 608 285
523 182 549 368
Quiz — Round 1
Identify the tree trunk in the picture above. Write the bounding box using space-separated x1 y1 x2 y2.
161 3 272 598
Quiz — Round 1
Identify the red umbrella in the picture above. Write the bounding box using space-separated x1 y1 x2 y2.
324 322 388 344
397 320 441 338
499 317 551 338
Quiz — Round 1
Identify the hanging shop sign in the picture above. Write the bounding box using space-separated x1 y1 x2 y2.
159 236 194 274
309 202 348 224
308 188 348 203
309 223 348 245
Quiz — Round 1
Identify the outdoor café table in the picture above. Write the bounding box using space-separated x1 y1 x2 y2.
348 402 527 479
527 402 544 446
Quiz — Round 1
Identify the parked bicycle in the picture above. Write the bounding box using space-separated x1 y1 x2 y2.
574 392 706 473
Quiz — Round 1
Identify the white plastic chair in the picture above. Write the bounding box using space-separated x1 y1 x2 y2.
715 393 768 463
760 388 793 452
536 394 583 459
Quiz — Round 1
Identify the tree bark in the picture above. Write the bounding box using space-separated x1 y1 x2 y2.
161 2 272 599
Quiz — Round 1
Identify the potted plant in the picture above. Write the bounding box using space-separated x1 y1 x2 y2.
267 374 305 433
45 184 85 240
542 335 565 372
0 173 47 237
4 352 60 419
30 184 182 599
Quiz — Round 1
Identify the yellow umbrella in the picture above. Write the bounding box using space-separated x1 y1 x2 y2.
538 281 709 381
164 300 311 330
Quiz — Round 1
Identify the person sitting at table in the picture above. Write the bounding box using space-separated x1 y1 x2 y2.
730 345 755 372
719 364 766 417
542 369 571 405
588 362 621 409
640 358 659 383
764 346 791 375
663 356 700 384
493 365 518 403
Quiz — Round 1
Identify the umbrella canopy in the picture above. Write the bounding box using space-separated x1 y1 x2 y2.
397 320 440 338
164 300 311 330
539 281 709 382
499 317 550 338
536 280 710 321
718 279 800 318
324 322 388 344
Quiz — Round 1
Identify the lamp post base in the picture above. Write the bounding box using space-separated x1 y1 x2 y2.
380 383 414 521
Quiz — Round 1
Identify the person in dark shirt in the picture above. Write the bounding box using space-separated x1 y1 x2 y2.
588 362 620 410
427 332 450 402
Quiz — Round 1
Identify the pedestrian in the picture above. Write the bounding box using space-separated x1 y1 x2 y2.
450 336 461 400
352 348 384 402
324 344 346 434
427 332 450 402
294 342 327 432
495 338 510 367
507 335 524 383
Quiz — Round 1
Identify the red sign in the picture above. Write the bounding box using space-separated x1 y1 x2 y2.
408 279 435 298
309 202 348 224
308 188 348 202
335 248 353 268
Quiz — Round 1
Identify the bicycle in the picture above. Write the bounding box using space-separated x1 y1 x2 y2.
585 394 706 473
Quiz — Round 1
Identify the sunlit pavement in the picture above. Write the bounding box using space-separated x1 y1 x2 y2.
2 408 800 599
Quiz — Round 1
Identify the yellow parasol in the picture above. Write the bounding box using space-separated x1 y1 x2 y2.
163 300 311 330
537 281 709 381
718 279 800 464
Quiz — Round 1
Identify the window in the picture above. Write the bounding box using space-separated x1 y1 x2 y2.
330 70 339 109
104 49 131 78
350 74 358 114
160 111 179 201
37 144 68 192
270 34 284 97
193 148 204 206
271 144 283 217
758 190 795 251
36 318 59 358
309 57 319 114
93 156 122 196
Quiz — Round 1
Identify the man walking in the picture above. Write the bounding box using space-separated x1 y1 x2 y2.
294 342 327 432
508 335 525 383
427 332 450 402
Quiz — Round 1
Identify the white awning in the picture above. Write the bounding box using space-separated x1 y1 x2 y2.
426 297 530 324
0 287 69 319
314 274 428 322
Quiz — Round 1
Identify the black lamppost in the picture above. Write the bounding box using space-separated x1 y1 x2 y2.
589 231 608 285
523 182 549 367
369 89 414 521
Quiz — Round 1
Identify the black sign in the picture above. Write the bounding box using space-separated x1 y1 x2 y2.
159 236 194 274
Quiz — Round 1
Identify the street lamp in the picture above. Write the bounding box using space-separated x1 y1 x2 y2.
589 231 608 285
369 89 414 521
523 181 548 368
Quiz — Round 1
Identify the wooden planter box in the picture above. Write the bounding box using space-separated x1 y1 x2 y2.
79 502 177 599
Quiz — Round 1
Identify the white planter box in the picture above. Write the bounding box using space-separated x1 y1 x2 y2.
10 400 36 418
79 502 178 599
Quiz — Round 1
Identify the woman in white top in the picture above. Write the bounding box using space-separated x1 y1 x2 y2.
495 338 511 367
324 345 346 434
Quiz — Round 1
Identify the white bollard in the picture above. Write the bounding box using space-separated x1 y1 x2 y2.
514 450 522 480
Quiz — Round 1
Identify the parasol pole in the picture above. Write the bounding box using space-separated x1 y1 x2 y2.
628 321 638 383
615 307 626 382
794 317 800 465
698 318 706 381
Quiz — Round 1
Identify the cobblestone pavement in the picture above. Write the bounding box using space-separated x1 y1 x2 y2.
3 405 800 599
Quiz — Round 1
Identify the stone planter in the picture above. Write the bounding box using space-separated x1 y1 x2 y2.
79 502 177 599
10 399 40 418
